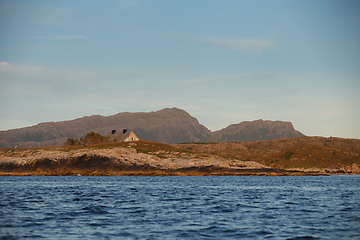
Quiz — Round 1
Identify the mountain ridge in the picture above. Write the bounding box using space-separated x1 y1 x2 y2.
208 119 304 142
0 107 304 148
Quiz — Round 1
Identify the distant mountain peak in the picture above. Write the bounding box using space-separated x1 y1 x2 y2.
208 119 304 142
0 108 305 148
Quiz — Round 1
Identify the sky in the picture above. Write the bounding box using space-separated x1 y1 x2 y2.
0 0 359 139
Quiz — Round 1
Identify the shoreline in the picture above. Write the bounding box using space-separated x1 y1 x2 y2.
0 163 344 177
1 141 359 177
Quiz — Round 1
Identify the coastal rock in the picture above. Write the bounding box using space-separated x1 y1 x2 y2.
340 163 360 174
0 146 269 174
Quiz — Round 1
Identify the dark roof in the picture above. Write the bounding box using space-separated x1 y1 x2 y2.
110 131 137 141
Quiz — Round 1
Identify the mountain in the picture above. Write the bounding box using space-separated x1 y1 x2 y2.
0 108 305 148
0 108 211 148
208 119 304 142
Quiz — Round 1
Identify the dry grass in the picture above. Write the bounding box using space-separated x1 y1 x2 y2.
173 136 360 170
1 137 359 176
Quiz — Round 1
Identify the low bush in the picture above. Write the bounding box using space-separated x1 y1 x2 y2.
66 132 109 146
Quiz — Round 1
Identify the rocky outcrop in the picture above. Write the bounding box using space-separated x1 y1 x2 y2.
340 163 360 174
1 142 327 176
2 138 358 176
0 146 267 172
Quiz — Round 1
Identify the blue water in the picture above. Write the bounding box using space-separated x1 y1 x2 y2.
0 176 359 239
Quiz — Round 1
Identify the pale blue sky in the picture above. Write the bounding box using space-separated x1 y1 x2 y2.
1 0 359 138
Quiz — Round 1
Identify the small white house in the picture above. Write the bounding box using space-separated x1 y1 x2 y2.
109 129 140 142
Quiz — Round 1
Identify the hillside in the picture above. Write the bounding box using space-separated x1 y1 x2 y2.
0 140 281 176
0 108 211 148
0 108 306 148
1 137 359 176
208 119 304 142
173 136 360 173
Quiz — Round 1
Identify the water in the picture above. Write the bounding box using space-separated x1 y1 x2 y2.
0 176 359 239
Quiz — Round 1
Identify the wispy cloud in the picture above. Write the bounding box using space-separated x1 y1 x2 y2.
2 45 59 52
0 1 71 27
0 61 51 76
30 45 54 50
56 35 86 40
32 35 86 40
0 61 91 86
112 0 137 13
200 36 273 52
178 72 278 85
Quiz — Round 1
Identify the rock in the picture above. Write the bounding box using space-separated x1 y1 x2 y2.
340 163 360 174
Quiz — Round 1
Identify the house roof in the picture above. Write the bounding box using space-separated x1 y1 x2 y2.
110 131 138 141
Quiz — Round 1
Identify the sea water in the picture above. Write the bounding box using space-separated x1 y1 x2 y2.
0 175 359 239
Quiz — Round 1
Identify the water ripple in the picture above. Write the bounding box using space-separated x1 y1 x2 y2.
0 175 359 239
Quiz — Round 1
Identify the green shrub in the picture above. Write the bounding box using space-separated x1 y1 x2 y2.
66 138 81 146
284 151 294 160
65 132 109 146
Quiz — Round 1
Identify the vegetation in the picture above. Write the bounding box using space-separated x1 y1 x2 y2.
85 131 109 145
1 136 359 176
65 138 81 146
66 132 109 146
0 140 321 176
173 137 360 170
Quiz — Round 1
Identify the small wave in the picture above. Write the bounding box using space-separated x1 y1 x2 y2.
129 209 145 214
254 229 273 236
300 209 318 213
82 206 108 214
20 222 45 228
0 234 23 240
287 236 318 240
88 222 107 227
340 206 353 211
201 225 218 231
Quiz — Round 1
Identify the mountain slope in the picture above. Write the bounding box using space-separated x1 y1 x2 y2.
208 119 304 142
0 108 211 147
0 108 306 148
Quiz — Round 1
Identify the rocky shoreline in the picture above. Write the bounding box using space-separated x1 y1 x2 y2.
0 144 349 176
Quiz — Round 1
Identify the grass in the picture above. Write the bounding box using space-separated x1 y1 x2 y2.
1 137 359 172
173 137 360 170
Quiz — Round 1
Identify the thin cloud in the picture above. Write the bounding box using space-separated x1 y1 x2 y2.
0 61 49 75
0 1 71 27
0 61 92 88
32 35 86 40
56 35 86 40
200 36 273 52
112 0 137 12
178 72 278 85
30 45 54 50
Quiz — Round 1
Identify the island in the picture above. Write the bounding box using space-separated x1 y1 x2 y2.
1 136 359 176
